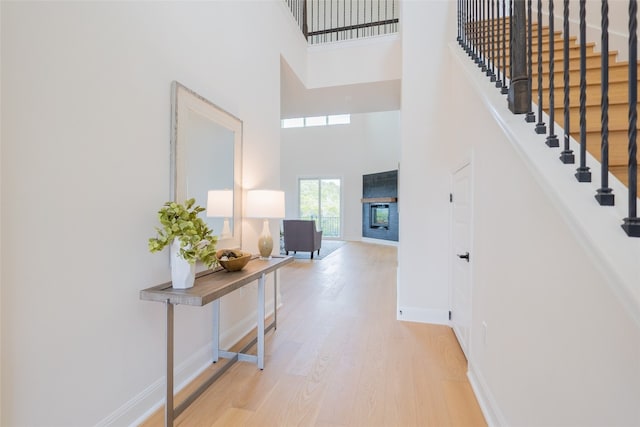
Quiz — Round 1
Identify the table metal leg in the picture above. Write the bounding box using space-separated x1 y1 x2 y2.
257 273 265 370
212 299 220 362
165 300 174 427
274 270 278 330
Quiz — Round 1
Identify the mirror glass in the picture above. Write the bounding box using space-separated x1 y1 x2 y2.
171 81 242 252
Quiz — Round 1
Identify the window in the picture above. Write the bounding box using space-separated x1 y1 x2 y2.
298 178 341 238
327 114 350 125
281 114 350 128
281 117 304 128
305 116 327 127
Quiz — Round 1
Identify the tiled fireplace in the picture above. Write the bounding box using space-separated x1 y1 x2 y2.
362 170 398 242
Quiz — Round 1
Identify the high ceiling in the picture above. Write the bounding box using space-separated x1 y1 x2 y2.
280 58 401 119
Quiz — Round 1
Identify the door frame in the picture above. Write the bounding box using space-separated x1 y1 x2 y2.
449 158 475 360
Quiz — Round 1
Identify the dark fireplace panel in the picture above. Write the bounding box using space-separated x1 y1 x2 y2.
362 170 398 242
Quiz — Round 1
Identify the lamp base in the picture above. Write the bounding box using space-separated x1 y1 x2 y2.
258 219 273 259
220 218 232 240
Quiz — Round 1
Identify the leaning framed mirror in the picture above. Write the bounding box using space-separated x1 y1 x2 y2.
170 81 243 252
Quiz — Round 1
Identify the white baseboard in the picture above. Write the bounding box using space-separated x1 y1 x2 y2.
360 237 399 246
467 362 507 427
396 306 449 324
96 343 214 427
97 303 277 426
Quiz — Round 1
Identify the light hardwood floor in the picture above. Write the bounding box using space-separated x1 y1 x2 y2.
141 242 487 427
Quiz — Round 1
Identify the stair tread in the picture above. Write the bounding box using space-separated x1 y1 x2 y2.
467 19 639 186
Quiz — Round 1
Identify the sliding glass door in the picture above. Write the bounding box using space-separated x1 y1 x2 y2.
298 178 341 238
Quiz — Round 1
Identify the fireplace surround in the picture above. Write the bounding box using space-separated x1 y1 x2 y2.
361 170 398 241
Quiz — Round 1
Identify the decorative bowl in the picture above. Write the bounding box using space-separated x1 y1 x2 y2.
215 249 252 272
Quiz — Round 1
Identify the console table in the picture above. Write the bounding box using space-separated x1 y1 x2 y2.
140 255 293 427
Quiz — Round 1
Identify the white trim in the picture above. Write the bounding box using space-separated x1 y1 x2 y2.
361 236 398 246
397 306 449 324
467 362 508 427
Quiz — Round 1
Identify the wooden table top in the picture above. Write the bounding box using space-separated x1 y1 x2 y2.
140 255 294 306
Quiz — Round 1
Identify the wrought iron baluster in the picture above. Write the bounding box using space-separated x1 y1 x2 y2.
469 0 473 56
596 0 615 205
575 0 592 181
466 0 472 55
484 0 491 76
535 0 547 133
525 0 535 122
508 0 513 86
474 0 480 61
478 0 482 62
546 0 560 146
472 0 477 56
560 0 575 163
623 0 640 236
330 0 333 41
462 0 467 52
480 0 487 70
336 0 339 41
313 0 317 43
377 0 381 35
489 0 496 80
350 0 353 39
344 0 347 39
496 0 503 88
363 0 367 37
324 0 327 42
458 0 462 45
501 0 509 94
393 0 396 32
356 0 359 38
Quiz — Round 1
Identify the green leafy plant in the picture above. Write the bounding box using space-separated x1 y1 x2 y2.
148 198 218 268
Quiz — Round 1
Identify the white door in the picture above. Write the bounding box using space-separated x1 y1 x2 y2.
451 163 472 359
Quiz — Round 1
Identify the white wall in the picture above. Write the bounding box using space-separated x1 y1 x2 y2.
398 0 457 323
280 111 400 241
306 34 402 88
0 3 3 422
0 1 306 425
450 48 640 426
403 1 640 425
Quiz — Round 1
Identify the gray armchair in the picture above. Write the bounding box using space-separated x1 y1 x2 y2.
283 220 323 259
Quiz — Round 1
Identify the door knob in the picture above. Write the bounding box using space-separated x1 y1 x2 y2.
457 252 470 262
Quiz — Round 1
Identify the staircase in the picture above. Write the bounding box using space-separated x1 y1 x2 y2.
498 19 639 186
460 4 640 237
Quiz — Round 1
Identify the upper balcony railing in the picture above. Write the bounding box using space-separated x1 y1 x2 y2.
285 0 399 44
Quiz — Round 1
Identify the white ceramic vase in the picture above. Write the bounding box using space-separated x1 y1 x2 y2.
170 239 195 289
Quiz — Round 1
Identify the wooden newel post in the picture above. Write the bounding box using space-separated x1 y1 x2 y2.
508 0 531 113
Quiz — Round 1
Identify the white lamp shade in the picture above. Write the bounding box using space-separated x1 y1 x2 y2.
246 190 285 219
207 190 233 217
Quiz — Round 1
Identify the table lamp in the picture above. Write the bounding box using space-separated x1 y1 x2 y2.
246 189 285 259
207 189 233 240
